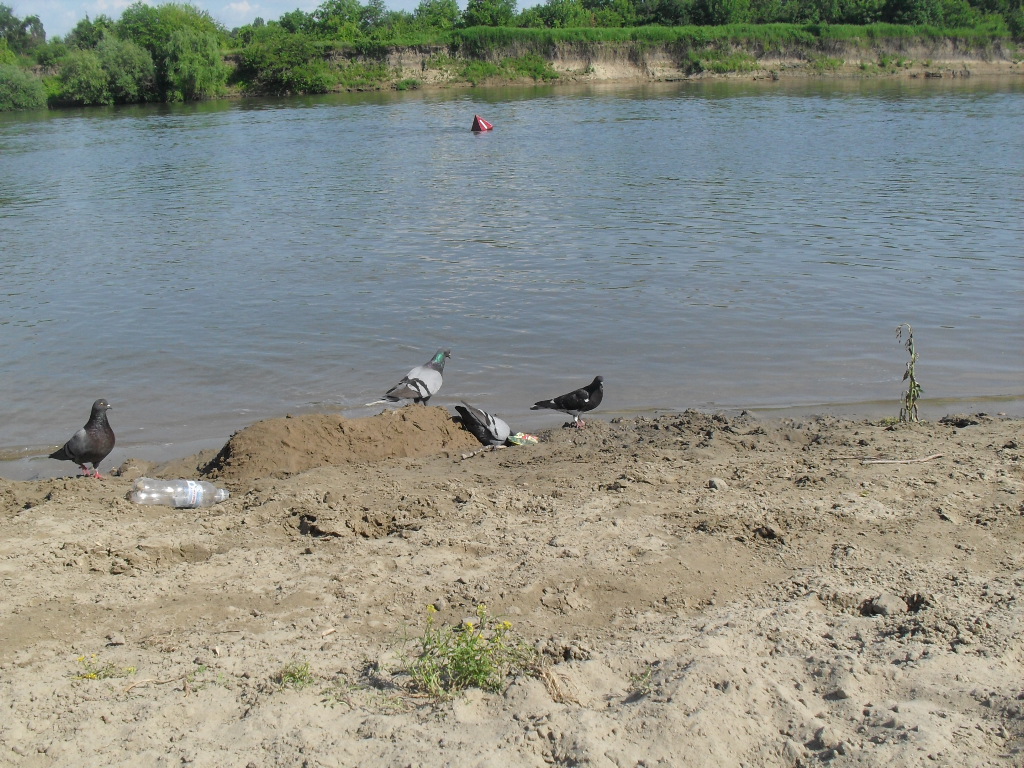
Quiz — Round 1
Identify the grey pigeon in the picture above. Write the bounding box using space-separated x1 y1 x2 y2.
455 402 512 447
367 349 451 406
531 376 604 428
49 398 115 478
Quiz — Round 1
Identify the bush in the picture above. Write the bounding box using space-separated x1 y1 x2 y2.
97 35 156 102
507 51 560 77
236 27 333 93
0 63 46 110
57 48 111 104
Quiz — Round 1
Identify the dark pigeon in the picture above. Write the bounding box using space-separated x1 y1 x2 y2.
49 398 115 478
367 349 451 406
531 376 604 428
455 402 512 447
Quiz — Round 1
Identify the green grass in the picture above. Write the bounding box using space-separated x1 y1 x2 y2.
807 54 844 72
688 47 760 74
333 61 395 90
425 52 557 84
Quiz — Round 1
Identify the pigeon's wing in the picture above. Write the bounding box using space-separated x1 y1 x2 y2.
455 405 489 444
456 403 510 446
547 387 591 413
385 365 443 402
49 427 87 463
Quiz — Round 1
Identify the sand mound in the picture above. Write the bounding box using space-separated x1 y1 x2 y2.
199 405 480 483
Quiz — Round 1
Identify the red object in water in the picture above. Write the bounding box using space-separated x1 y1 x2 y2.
471 115 494 132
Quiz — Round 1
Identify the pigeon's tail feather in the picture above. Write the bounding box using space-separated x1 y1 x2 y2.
48 444 71 462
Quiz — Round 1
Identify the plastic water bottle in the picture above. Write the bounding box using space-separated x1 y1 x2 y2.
129 477 230 508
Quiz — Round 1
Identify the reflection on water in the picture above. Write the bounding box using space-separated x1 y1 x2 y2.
1 78 1022 479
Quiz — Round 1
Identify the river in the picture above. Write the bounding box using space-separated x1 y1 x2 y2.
1 77 1022 479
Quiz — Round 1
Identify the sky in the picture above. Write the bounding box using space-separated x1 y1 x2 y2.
17 0 455 40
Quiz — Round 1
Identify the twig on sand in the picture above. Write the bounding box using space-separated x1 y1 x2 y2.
860 453 943 465
124 675 187 694
460 446 504 461
831 453 943 465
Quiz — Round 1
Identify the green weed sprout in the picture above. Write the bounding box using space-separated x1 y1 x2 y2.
406 604 536 698
275 659 315 690
896 323 922 423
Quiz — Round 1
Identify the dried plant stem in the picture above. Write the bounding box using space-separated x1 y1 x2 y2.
896 323 922 423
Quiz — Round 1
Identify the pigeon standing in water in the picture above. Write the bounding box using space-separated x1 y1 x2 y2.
367 349 451 406
49 398 115 478
531 376 604 428
455 402 512 447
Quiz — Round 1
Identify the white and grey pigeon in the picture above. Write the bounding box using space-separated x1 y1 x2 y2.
455 402 512 447
531 375 604 428
49 398 115 478
367 349 451 406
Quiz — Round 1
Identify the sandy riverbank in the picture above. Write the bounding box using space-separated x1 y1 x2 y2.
1 406 1022 766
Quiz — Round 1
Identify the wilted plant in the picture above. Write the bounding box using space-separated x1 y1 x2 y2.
896 323 922 423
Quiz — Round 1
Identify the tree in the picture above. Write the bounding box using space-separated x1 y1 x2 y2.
414 0 462 30
64 15 117 49
883 0 942 23
693 0 752 23
361 0 389 30
57 48 111 104
463 0 519 26
164 28 227 100
97 35 156 102
312 0 363 37
653 0 697 24
582 0 644 26
1 4 45 53
276 10 313 34
117 2 225 100
521 0 593 26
